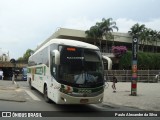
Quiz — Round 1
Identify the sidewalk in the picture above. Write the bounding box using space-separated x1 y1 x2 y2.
103 82 160 111
0 80 26 102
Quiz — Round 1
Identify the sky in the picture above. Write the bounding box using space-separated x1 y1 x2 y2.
0 0 160 59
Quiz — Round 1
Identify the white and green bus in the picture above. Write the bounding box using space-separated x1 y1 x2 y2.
27 39 105 104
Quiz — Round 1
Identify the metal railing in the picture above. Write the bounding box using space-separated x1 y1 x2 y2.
105 70 160 83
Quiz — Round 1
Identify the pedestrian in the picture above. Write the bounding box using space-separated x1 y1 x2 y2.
112 74 117 92
0 69 4 80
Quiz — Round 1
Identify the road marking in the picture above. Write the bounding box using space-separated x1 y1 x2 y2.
25 90 41 101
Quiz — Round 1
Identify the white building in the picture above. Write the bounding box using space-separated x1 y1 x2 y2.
0 49 10 62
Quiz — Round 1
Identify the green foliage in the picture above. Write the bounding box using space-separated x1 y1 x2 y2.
119 51 160 70
17 49 34 63
128 23 160 53
85 18 118 50
119 51 132 69
23 49 33 61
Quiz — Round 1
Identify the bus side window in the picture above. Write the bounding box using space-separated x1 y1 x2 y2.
52 56 56 78
52 56 55 64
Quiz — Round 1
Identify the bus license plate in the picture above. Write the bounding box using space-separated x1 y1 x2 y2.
80 99 89 103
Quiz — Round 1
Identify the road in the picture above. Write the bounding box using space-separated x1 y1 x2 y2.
0 81 159 120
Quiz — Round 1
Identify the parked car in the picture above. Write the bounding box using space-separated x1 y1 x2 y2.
21 68 27 80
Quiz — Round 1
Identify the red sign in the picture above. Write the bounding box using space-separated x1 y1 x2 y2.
132 84 137 89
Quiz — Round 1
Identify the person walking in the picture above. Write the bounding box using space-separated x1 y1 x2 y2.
0 69 4 80
112 74 117 92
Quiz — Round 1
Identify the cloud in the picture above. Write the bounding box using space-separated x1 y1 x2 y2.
63 17 160 33
116 18 137 32
63 17 101 30
144 18 160 31
1 0 160 59
116 18 160 32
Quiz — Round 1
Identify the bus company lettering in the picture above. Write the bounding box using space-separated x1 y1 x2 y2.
67 57 84 59
11 112 42 117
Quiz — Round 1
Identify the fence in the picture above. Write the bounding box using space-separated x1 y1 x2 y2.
105 70 160 83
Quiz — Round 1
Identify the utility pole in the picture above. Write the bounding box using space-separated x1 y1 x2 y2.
131 36 138 96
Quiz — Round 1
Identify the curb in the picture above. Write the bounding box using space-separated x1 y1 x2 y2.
0 98 26 102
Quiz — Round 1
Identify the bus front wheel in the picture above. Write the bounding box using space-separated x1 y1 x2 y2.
44 85 51 103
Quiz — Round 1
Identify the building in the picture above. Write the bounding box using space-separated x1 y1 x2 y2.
36 28 160 70
0 49 10 62
0 49 27 80
38 28 160 55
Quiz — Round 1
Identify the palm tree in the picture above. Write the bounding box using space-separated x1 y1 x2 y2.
98 18 118 52
155 31 160 53
85 25 103 50
140 28 150 51
149 30 158 53
128 23 145 36
85 18 118 52
128 23 146 51
145 28 152 52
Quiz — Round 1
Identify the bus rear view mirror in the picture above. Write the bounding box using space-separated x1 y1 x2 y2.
51 50 60 65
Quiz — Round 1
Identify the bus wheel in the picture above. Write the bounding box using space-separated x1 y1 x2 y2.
29 79 34 90
44 85 51 103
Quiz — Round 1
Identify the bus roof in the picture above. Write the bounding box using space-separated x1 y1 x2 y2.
33 39 99 55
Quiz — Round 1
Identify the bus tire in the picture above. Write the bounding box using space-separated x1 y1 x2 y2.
44 85 51 103
29 79 34 90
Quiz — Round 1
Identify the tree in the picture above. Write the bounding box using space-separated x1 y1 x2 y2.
17 49 34 63
140 28 150 51
85 25 103 50
149 30 158 53
98 18 118 52
128 23 145 36
23 49 34 61
128 23 146 51
129 23 160 53
157 31 160 52
85 18 118 52
145 28 152 52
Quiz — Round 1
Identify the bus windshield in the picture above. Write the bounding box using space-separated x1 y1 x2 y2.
56 46 104 88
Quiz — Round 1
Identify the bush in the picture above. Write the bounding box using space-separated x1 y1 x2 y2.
119 51 132 69
119 51 160 70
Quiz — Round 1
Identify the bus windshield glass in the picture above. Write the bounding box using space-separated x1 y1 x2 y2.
56 45 104 88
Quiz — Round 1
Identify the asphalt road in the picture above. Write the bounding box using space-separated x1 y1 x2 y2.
0 81 159 120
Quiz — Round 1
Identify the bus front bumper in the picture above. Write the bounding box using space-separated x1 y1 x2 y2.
56 92 104 104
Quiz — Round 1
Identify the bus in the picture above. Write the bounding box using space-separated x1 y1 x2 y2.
27 39 105 104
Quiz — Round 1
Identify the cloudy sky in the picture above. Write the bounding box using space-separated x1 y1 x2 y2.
0 0 160 59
